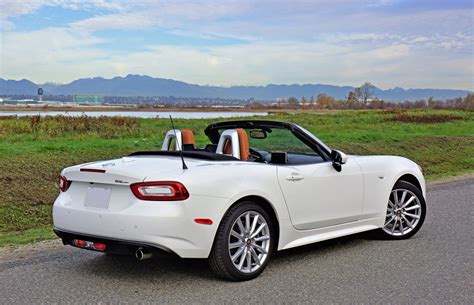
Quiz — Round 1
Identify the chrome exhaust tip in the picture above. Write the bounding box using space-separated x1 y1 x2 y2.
135 247 153 260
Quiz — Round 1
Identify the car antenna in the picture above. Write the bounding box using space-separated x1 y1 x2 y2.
169 115 188 170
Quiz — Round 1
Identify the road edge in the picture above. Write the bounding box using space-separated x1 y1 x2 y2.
427 173 474 189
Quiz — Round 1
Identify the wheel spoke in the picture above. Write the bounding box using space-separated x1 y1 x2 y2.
384 216 395 226
254 235 270 242
249 247 261 266
388 200 396 209
246 250 252 271
391 218 398 234
253 243 268 254
237 248 247 270
250 223 266 239
393 191 399 206
403 212 420 219
232 246 246 261
231 230 244 241
399 191 407 207
401 196 416 208
405 204 421 212
229 241 243 249
399 218 405 233
402 215 413 229
245 213 251 233
249 214 259 236
237 218 246 235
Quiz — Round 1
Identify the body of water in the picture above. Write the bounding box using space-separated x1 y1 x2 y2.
0 111 268 119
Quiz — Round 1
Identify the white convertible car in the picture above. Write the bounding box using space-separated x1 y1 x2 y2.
53 120 426 280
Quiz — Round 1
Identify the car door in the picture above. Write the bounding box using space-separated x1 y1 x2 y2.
277 158 364 230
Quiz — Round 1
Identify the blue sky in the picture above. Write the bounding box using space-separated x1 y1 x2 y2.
0 0 473 90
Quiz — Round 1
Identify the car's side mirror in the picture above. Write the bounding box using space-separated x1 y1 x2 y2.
331 150 347 172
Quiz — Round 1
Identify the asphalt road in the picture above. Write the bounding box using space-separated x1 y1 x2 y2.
1 179 473 304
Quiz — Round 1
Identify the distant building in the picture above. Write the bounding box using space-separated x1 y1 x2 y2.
0 98 36 105
72 95 104 104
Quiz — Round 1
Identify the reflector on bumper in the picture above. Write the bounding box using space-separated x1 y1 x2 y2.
73 239 107 251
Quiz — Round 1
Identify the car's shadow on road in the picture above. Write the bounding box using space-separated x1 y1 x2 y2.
81 231 378 282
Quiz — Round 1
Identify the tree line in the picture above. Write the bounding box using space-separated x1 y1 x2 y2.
249 82 473 110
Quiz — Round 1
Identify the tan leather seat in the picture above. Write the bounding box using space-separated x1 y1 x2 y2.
236 128 250 160
222 128 249 160
181 129 195 146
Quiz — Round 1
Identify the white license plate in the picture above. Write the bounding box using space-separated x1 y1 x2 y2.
84 187 111 209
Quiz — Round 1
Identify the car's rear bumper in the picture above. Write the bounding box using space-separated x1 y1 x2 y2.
53 193 230 258
54 228 177 256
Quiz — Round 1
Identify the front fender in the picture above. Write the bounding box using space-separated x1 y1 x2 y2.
355 156 425 226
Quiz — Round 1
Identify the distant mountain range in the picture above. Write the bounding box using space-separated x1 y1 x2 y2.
0 75 471 102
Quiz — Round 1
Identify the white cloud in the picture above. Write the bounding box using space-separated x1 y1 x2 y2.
69 1 249 33
0 0 45 17
0 27 107 82
2 26 472 90
49 0 125 11
0 0 124 29
0 0 472 90
0 0 123 17
71 12 158 32
0 0 45 29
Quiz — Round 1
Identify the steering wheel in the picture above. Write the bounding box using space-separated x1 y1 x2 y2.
249 148 265 162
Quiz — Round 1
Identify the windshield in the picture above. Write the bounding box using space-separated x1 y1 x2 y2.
246 128 316 155
238 127 326 165
295 125 332 153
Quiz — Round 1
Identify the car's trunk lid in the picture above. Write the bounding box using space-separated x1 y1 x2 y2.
63 156 198 185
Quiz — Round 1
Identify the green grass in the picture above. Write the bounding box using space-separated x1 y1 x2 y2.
0 109 473 246
0 226 56 247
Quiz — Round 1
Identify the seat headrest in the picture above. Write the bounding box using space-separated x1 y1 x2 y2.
236 128 249 161
161 129 195 151
216 128 249 160
181 129 195 145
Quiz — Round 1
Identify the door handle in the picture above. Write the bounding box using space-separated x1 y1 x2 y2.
286 173 304 181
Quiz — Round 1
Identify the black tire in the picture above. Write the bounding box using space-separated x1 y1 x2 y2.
209 201 274 281
376 180 426 240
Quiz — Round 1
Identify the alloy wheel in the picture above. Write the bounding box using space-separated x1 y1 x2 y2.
383 188 422 236
228 211 271 273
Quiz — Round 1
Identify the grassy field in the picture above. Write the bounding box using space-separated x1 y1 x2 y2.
0 109 473 246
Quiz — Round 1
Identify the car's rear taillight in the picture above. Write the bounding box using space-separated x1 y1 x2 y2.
59 175 70 192
130 181 189 201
